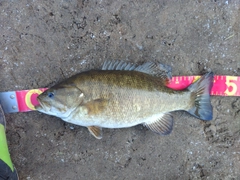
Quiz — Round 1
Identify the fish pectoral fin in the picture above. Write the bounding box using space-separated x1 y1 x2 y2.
144 113 173 135
84 99 108 115
87 126 102 139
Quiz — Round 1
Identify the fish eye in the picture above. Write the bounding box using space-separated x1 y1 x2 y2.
48 92 54 98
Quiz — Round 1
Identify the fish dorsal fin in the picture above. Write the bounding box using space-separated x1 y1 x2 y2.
88 126 102 139
135 62 172 84
144 113 173 135
101 60 172 84
102 60 137 71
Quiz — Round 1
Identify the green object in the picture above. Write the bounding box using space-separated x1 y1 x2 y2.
0 124 14 172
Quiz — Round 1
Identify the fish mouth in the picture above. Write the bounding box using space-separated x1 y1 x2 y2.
35 104 43 111
35 101 50 112
35 101 44 111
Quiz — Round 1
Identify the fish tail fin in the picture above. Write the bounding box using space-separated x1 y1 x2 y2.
187 72 214 121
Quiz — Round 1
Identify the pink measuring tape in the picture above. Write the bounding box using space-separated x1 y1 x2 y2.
0 75 239 113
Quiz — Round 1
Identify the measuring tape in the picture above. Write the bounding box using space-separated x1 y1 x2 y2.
0 75 239 113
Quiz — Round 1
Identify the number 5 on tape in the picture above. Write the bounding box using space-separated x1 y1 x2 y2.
224 76 238 96
211 75 240 96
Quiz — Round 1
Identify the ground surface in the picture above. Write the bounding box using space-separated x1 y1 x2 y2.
0 0 240 179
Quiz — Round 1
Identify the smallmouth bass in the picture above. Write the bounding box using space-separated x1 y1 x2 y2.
35 61 214 139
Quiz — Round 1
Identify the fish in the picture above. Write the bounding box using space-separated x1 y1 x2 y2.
35 61 214 139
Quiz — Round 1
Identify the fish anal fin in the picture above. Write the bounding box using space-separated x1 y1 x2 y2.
144 113 173 135
87 126 102 139
84 99 108 115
